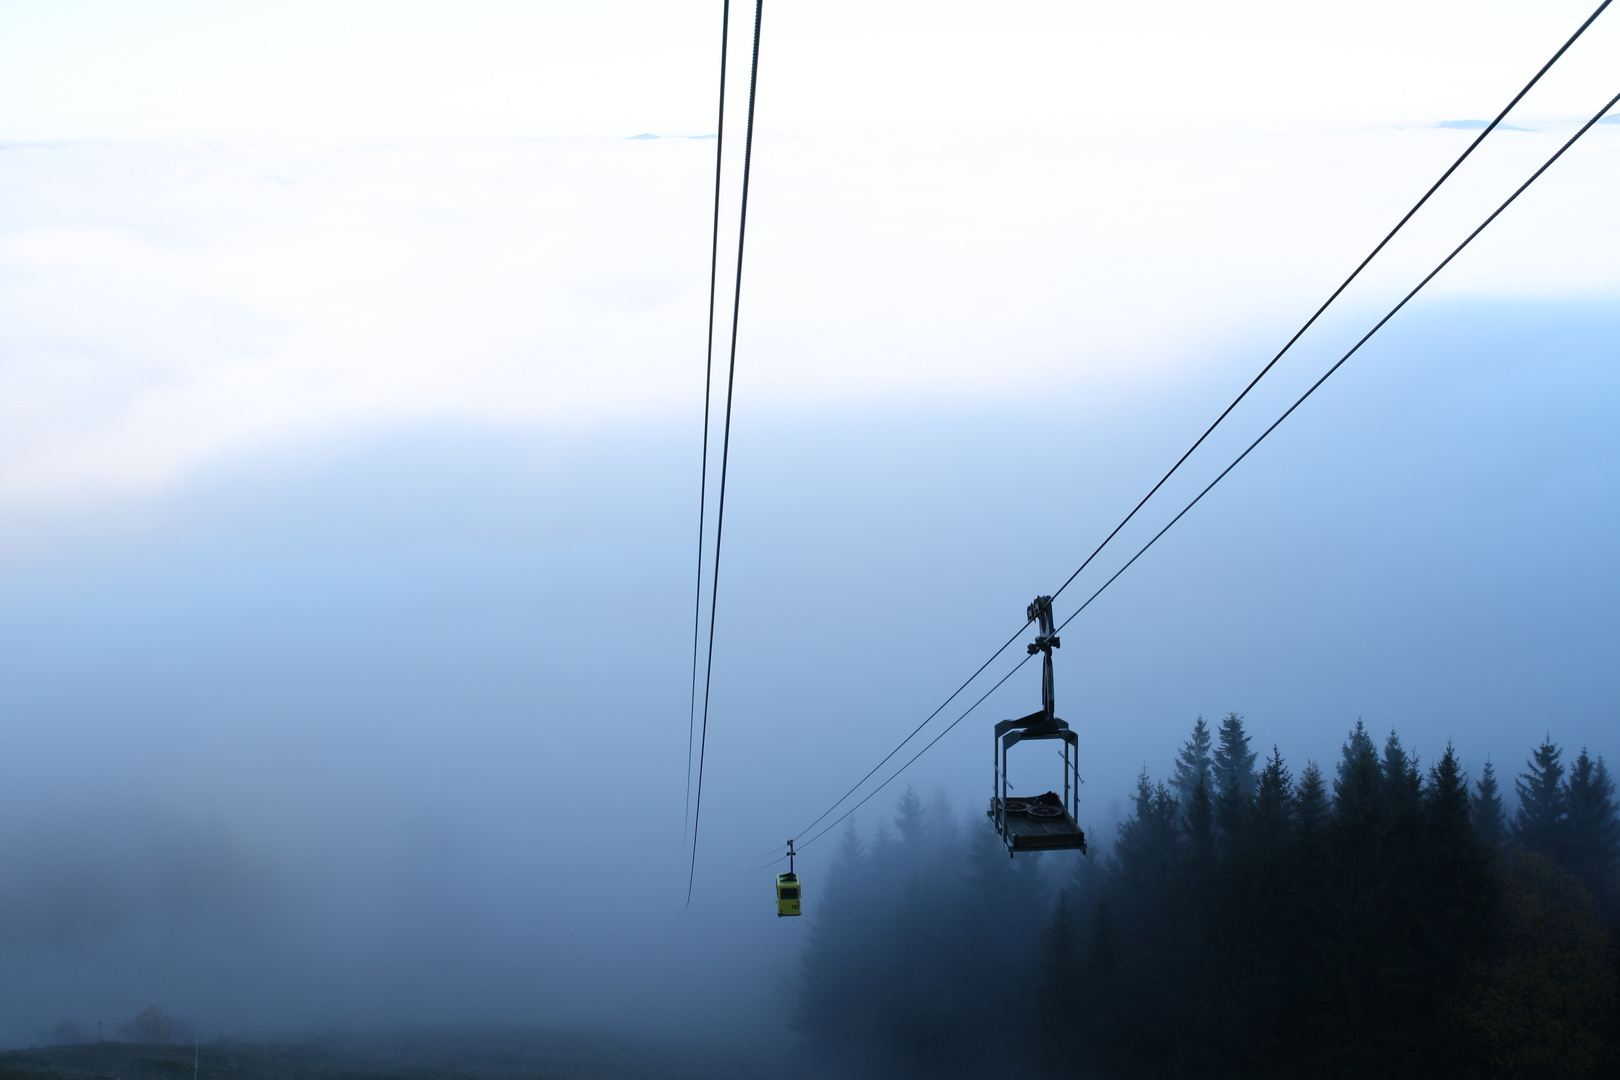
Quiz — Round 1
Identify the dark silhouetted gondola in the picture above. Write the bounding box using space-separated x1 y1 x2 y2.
989 596 1087 855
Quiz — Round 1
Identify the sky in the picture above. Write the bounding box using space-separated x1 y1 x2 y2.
1 0 1618 1051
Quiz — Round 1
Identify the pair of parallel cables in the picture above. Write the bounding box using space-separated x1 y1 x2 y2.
768 0 1617 861
686 0 766 902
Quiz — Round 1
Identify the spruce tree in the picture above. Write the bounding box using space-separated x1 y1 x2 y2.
1037 891 1079 1019
1044 888 1077 951
1064 843 1107 924
1327 722 1392 1060
1333 726 1448 1075
1254 748 1294 852
1213 711 1259 799
1241 748 1296 1049
1337 721 1378 783
1513 736 1568 862
1110 772 1196 1073
797 818 873 1048
1333 720 1385 846
1292 760 1333 919
1171 717 1214 805
1424 744 1476 858
1563 748 1620 896
1471 759 1506 849
894 785 926 848
1381 730 1422 811
1275 761 1337 1071
1213 713 1258 846
1381 731 1423 856
1420 744 1495 1064
1180 776 1217 1024
831 816 867 881
1087 893 1117 973
1079 894 1123 1072
952 822 1037 1060
1116 769 1181 887
1294 761 1331 865
1184 778 1214 865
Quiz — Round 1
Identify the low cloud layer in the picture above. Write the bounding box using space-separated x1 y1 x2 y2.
1 121 1616 501
1 298 1615 1043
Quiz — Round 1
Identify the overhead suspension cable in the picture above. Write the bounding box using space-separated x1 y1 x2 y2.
785 620 1035 846
686 0 732 845
782 0 1612 851
1037 0 1612 616
1047 89 1620 643
794 87 1620 853
689 0 765 904
799 646 1037 850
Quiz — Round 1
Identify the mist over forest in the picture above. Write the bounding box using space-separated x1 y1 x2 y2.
799 716 1620 1077
10 710 1618 1077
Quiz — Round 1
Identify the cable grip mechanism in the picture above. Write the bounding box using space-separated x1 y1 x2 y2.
1026 595 1060 655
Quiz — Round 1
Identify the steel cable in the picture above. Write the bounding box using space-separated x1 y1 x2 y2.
779 0 1612 854
795 88 1620 853
689 0 766 904
686 0 732 846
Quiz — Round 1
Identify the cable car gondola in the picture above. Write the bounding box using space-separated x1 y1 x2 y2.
776 840 801 916
989 597 1087 856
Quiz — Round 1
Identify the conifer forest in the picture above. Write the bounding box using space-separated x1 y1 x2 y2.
797 716 1620 1078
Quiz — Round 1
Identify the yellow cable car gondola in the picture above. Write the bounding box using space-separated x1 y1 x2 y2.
776 840 801 916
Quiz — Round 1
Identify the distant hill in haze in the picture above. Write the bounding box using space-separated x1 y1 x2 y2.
1437 119 1534 130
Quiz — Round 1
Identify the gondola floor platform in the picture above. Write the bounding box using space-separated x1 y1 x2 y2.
989 793 1088 852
